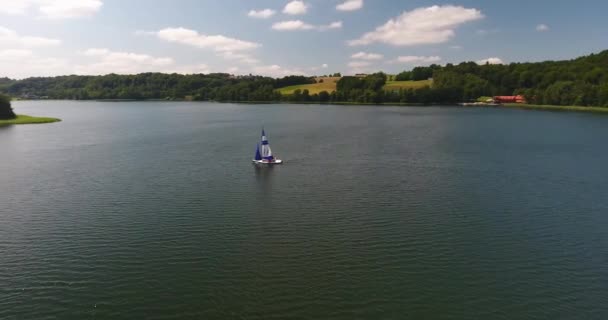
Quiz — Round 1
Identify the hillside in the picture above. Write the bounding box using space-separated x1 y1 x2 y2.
383 80 433 91
277 77 433 95
277 77 341 95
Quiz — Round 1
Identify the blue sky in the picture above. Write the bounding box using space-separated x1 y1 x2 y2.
0 0 606 78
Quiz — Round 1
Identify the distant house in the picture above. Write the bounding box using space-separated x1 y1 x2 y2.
493 95 527 104
354 73 368 78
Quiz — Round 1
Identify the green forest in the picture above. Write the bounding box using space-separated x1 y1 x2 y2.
1 50 608 107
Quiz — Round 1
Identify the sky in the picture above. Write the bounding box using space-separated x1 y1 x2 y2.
0 0 606 79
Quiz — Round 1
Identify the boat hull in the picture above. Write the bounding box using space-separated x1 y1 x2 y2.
252 159 283 165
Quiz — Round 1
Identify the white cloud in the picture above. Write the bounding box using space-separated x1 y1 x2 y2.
349 5 483 46
156 27 260 52
0 49 69 78
218 51 259 64
0 0 103 19
347 61 376 75
0 2 31 15
0 49 35 59
283 1 308 15
166 64 211 75
226 67 239 74
0 26 61 47
477 57 504 65
272 20 342 31
395 55 441 64
536 24 549 32
319 21 342 31
336 0 363 11
39 0 103 19
82 48 109 56
449 45 463 49
348 61 371 68
351 51 383 60
310 63 330 72
76 48 174 75
272 20 314 31
248 8 276 19
80 49 217 75
253 64 307 78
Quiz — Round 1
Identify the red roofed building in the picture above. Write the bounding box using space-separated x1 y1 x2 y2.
493 95 527 104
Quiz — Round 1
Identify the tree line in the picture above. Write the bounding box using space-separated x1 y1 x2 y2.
1 50 607 107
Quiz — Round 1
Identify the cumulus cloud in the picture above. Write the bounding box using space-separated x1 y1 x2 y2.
322 63 328 68
349 5 483 46
248 8 276 19
0 49 69 78
166 64 211 75
319 21 342 31
477 57 504 65
348 61 371 68
253 64 307 78
0 26 61 47
283 1 308 15
272 20 314 31
226 67 239 74
0 0 103 19
536 24 549 32
336 0 363 11
80 49 217 75
218 51 259 64
82 48 109 56
155 27 260 52
272 20 342 31
76 48 174 75
395 55 441 64
351 51 383 60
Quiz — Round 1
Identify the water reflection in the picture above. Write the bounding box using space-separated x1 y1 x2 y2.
253 164 275 183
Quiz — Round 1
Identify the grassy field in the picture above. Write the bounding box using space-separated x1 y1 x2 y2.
0 114 61 126
277 78 433 95
277 77 340 95
383 79 433 91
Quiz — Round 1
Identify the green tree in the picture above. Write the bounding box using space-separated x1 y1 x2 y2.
0 94 15 119
318 91 330 102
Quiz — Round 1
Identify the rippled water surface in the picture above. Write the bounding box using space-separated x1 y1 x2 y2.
1 101 607 319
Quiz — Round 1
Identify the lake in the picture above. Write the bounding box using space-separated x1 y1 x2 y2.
1 101 607 319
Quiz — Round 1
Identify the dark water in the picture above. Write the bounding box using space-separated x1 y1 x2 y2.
1 101 607 319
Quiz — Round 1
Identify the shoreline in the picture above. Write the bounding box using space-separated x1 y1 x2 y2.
0 114 62 126
501 103 608 114
13 99 608 114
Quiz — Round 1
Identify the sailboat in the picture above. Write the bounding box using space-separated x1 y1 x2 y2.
253 129 283 164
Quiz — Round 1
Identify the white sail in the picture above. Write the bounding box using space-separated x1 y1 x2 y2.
254 129 282 164
261 130 273 160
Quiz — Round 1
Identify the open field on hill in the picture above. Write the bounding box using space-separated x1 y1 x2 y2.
277 77 340 95
383 79 433 91
277 78 433 95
